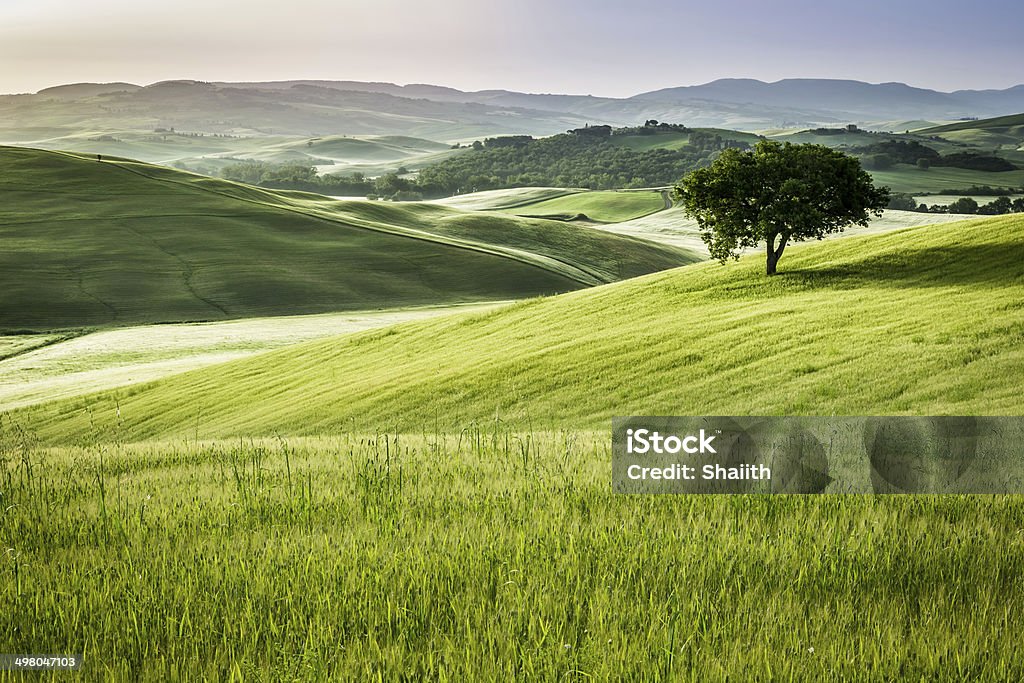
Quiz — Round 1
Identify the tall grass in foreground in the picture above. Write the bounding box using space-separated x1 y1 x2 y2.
2 423 1024 681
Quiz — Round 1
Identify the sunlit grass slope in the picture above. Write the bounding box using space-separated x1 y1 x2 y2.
499 190 668 222
19 215 1024 443
0 147 691 329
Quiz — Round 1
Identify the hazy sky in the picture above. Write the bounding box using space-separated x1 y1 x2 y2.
1 0 1022 96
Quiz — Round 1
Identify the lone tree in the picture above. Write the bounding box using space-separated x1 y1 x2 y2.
674 141 889 275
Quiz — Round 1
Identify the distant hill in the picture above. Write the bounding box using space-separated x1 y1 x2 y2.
638 78 949 109
633 79 1024 122
4 78 1024 143
35 82 142 99
0 146 695 330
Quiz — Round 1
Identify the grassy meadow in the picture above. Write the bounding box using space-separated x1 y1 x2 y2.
4 429 1024 681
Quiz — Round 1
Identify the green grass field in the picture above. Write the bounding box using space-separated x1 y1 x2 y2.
608 131 693 151
0 147 693 330
5 432 1024 680
15 214 1022 444
498 190 669 222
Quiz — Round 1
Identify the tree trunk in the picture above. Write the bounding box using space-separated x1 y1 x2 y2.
765 233 789 276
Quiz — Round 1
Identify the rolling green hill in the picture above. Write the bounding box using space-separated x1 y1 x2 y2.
0 147 694 330
18 214 1023 443
921 113 1024 137
916 114 1024 165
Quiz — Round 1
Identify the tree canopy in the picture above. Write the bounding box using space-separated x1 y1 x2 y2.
674 141 890 275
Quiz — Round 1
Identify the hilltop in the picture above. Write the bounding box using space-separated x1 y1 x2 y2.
0 147 694 330
16 214 1023 443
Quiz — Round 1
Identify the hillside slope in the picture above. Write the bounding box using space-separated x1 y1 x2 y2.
921 113 1024 135
0 147 694 329
16 215 1024 443
920 113 1024 150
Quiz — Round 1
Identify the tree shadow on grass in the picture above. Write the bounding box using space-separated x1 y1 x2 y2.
780 243 1024 289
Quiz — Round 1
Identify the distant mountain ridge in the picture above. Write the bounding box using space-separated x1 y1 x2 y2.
633 78 1024 121
2 77 1023 138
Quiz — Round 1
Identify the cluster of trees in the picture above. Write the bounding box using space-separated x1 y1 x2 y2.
887 192 1024 215
625 121 691 134
219 161 447 201
941 196 1024 214
934 185 1022 196
220 162 377 196
937 152 1018 172
413 131 717 193
687 131 752 153
808 127 857 136
855 140 1018 172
